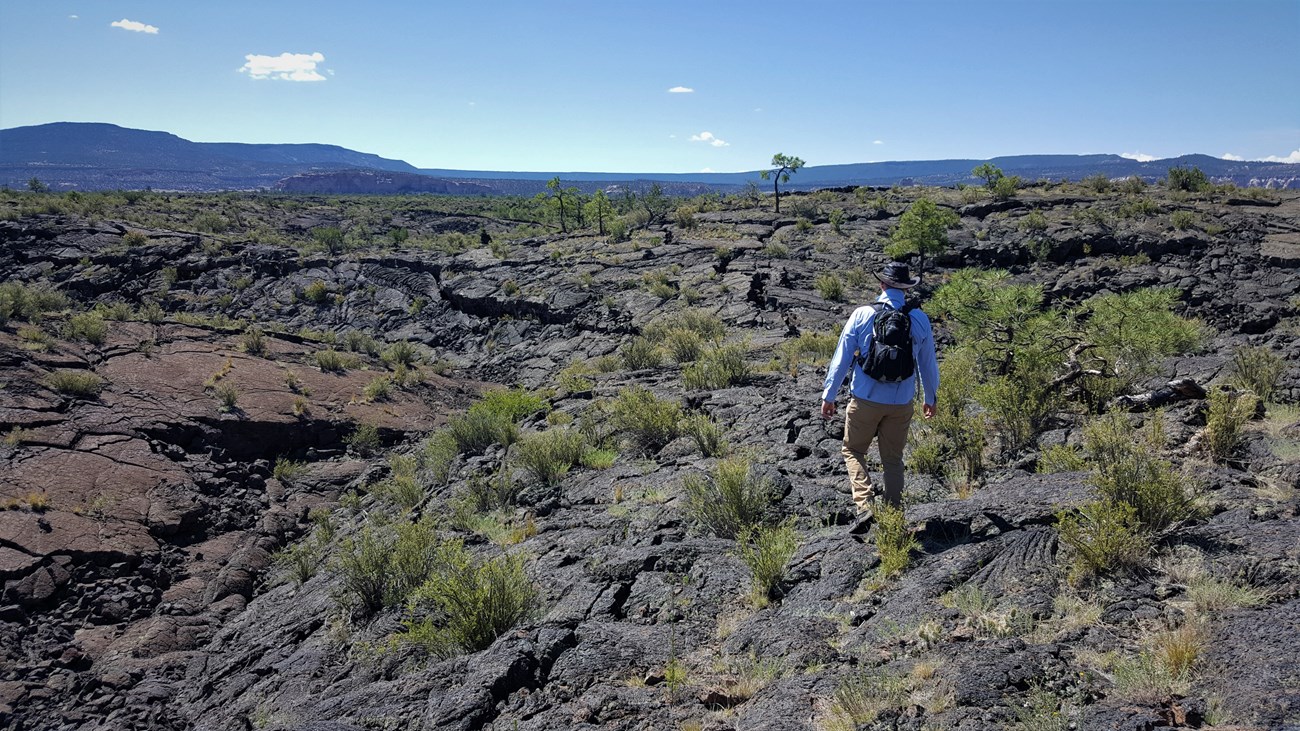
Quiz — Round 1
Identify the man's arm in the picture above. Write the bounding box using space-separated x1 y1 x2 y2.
915 314 940 418
820 309 866 417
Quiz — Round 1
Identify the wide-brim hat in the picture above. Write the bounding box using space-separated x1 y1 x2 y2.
874 261 921 290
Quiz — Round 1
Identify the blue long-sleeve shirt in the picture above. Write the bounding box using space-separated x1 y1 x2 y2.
821 288 939 406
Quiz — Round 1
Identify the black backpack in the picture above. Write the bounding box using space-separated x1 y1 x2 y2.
857 303 916 383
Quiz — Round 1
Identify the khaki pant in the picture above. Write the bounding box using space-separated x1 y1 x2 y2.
841 397 914 512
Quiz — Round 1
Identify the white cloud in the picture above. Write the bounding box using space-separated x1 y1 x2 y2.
668 86 694 93
69 14 79 19
239 52 327 82
1260 149 1300 163
873 140 884 145
1120 151 1157 162
110 18 159 34
690 131 729 147
1221 153 1244 161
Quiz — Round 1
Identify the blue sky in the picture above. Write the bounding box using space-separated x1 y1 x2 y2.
1 1 1297 172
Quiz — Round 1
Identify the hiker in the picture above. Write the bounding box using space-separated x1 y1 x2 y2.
819 262 939 527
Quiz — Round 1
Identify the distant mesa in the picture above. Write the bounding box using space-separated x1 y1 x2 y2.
274 169 497 195
2 121 1298 192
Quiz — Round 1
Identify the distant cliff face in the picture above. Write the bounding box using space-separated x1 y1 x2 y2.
273 169 498 195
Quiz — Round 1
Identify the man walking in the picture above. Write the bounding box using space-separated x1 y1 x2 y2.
820 262 939 524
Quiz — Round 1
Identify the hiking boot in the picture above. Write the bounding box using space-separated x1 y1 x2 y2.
848 510 875 535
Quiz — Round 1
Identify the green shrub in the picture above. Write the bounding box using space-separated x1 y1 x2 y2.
1119 176 1147 194
342 330 380 355
43 370 104 397
609 386 682 454
193 212 230 233
991 175 1021 201
395 542 536 657
762 241 790 258
661 328 704 363
303 280 331 304
62 312 107 345
1082 173 1112 194
814 273 845 301
906 347 987 483
421 430 459 484
514 428 587 486
875 504 919 578
1084 414 1191 532
376 456 424 510
1170 210 1198 231
684 413 729 457
581 448 618 469
315 349 354 372
979 375 1055 455
674 205 698 229
643 309 726 342
17 325 54 352
906 434 945 476
347 422 382 456
311 226 346 253
448 388 547 454
478 388 548 422
1204 389 1257 462
382 340 421 368
1013 685 1070 731
449 409 518 454
363 376 393 402
683 457 775 538
1056 500 1152 581
620 337 662 370
241 326 267 356
830 669 912 726
1118 198 1160 219
781 331 837 363
682 342 751 390
557 360 597 392
735 520 799 605
95 301 134 321
1229 345 1285 402
274 536 323 587
272 458 307 482
1037 444 1088 473
450 472 520 526
1020 210 1048 232
1166 166 1210 192
334 519 441 616
607 217 629 243
214 381 238 412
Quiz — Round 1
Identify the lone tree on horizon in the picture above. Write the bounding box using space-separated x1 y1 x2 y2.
760 153 804 213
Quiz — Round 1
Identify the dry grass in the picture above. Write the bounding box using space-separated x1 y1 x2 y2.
1186 575 1271 612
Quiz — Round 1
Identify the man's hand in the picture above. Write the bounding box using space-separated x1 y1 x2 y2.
922 403 936 420
820 400 837 419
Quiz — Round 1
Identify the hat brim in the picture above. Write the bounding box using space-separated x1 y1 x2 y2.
874 273 921 289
